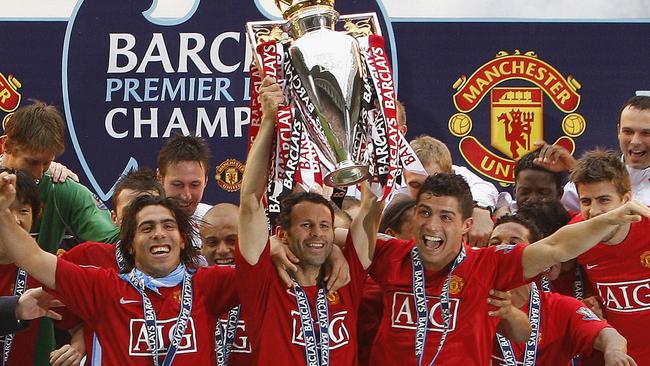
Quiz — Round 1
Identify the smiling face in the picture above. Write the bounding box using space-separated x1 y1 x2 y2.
414 194 472 271
159 161 207 215
200 205 238 266
577 180 630 220
280 201 334 269
130 204 186 277
618 105 650 169
488 222 531 247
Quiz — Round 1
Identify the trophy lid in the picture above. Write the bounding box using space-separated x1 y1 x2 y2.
275 0 335 20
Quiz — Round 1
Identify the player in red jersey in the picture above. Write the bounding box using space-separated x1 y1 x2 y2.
367 170 650 366
569 149 650 364
237 76 382 365
0 169 48 366
488 215 634 366
0 173 238 365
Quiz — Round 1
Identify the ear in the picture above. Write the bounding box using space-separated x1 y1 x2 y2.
384 228 397 238
110 210 119 226
156 168 163 182
622 191 632 203
276 226 289 244
461 217 474 235
0 135 9 155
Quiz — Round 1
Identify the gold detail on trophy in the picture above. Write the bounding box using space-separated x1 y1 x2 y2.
496 50 538 58
275 0 335 19
344 19 373 37
256 26 288 44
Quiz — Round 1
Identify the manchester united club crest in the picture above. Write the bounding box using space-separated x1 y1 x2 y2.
215 159 245 192
640 251 650 269
448 50 586 185
0 72 22 130
327 290 341 305
449 275 464 295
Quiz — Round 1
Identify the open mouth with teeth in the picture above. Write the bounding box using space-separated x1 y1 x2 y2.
214 258 235 265
628 149 647 161
149 245 171 256
304 242 326 252
421 234 444 251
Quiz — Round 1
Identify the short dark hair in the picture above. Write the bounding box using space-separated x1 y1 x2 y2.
570 149 631 196
113 168 165 208
2 169 40 222
516 198 571 238
619 96 650 117
157 134 211 177
417 173 474 219
380 196 416 234
4 100 65 156
118 195 201 273
276 192 335 230
514 150 563 192
495 214 542 243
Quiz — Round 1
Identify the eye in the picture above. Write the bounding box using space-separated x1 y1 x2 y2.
441 214 452 222
418 208 431 218
579 199 591 206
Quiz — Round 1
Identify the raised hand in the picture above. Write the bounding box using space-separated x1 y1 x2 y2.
533 140 576 172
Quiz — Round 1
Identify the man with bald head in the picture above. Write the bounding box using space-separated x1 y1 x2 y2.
200 204 238 266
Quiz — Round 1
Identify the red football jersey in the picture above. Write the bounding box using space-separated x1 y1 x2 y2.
491 290 609 366
50 257 237 364
235 234 366 365
357 276 383 366
577 216 650 363
369 237 530 366
0 264 42 366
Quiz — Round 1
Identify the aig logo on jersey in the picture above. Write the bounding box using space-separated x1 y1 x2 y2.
596 278 650 313
290 310 350 349
129 318 197 356
217 319 252 353
391 292 460 331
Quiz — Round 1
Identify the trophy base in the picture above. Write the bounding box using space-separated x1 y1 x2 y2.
324 161 369 187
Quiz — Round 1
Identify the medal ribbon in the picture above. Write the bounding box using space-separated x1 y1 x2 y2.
496 283 542 366
215 305 241 366
1 269 27 365
126 269 193 366
410 245 466 366
293 281 330 366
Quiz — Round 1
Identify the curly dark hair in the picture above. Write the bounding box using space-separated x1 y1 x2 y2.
514 149 564 192
418 173 473 219
494 214 542 243
517 198 571 238
118 195 201 273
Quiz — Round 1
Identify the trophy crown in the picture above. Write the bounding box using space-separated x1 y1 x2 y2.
274 0 335 19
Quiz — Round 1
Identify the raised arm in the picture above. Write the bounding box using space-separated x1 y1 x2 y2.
350 183 383 269
238 76 285 265
0 172 57 289
522 200 650 279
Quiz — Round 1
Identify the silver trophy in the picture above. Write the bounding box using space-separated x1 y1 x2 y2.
247 0 383 187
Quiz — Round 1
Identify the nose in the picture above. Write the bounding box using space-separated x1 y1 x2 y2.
13 213 21 227
215 241 229 255
588 204 603 218
152 225 167 238
630 132 643 146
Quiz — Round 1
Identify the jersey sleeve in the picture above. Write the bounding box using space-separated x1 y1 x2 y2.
52 178 120 244
369 235 412 284
489 243 531 291
50 257 111 322
235 239 273 330
559 295 610 357
342 232 368 305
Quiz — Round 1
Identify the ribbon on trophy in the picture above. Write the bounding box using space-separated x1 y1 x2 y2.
247 1 428 229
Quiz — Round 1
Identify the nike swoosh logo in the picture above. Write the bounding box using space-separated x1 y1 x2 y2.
586 264 599 270
119 297 140 305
